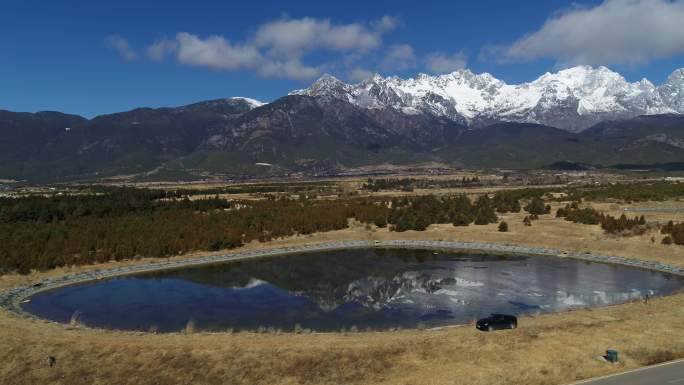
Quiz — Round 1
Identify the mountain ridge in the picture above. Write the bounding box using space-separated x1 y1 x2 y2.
2 68 684 182
292 65 684 132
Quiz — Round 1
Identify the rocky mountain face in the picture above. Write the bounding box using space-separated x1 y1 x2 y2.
292 66 684 132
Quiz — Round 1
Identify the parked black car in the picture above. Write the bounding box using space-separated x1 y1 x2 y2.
476 314 518 331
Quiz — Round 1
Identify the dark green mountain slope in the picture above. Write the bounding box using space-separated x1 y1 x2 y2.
1 96 683 181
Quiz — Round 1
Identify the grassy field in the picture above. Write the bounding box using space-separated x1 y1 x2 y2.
1 201 684 385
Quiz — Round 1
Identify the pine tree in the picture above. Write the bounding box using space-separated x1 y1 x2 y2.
524 197 549 216
473 195 497 225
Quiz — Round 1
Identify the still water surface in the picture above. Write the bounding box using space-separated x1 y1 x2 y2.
23 249 684 331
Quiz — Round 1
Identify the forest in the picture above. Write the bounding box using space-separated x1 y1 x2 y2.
3 180 683 274
0 188 501 274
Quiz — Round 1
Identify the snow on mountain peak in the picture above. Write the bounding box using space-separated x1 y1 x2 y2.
307 74 349 93
291 65 684 131
666 68 684 81
291 74 354 102
659 68 684 112
230 97 265 109
534 65 619 92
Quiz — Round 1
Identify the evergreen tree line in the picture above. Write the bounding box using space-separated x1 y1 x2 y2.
600 214 646 234
556 202 603 224
387 194 498 231
0 187 233 223
0 190 515 274
362 177 482 192
164 181 340 197
360 180 684 203
556 203 646 234
0 196 386 274
14 181 681 274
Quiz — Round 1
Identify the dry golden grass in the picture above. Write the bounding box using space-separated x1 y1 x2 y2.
1 200 684 385
1 290 683 385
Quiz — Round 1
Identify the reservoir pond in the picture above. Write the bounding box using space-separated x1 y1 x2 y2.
23 248 684 332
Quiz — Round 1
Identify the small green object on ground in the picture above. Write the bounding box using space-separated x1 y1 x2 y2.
605 349 618 363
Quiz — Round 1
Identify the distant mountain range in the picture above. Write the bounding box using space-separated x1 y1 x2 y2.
1 66 684 182
293 66 684 132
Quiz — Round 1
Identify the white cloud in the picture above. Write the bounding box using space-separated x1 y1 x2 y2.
258 60 322 80
320 23 381 52
347 68 375 82
491 0 684 66
425 50 468 73
151 32 320 80
381 44 416 71
145 16 398 80
372 16 400 33
147 39 178 61
175 32 263 70
106 35 137 61
254 17 389 58
253 18 320 58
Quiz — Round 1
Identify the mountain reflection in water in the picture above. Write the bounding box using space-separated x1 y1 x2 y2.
23 249 684 332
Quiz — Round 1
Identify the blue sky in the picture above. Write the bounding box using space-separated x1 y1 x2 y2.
2 0 684 117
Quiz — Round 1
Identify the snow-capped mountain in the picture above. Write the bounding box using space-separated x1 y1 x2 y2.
292 66 684 132
4 65 684 181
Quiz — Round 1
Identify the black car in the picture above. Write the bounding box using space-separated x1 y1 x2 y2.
476 314 518 331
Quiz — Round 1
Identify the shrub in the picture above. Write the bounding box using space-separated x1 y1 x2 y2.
524 198 550 216
498 221 509 232
662 236 673 245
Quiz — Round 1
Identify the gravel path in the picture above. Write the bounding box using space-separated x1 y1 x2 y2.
2 240 683 320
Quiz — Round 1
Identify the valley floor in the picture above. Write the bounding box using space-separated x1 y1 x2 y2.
1 203 684 385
